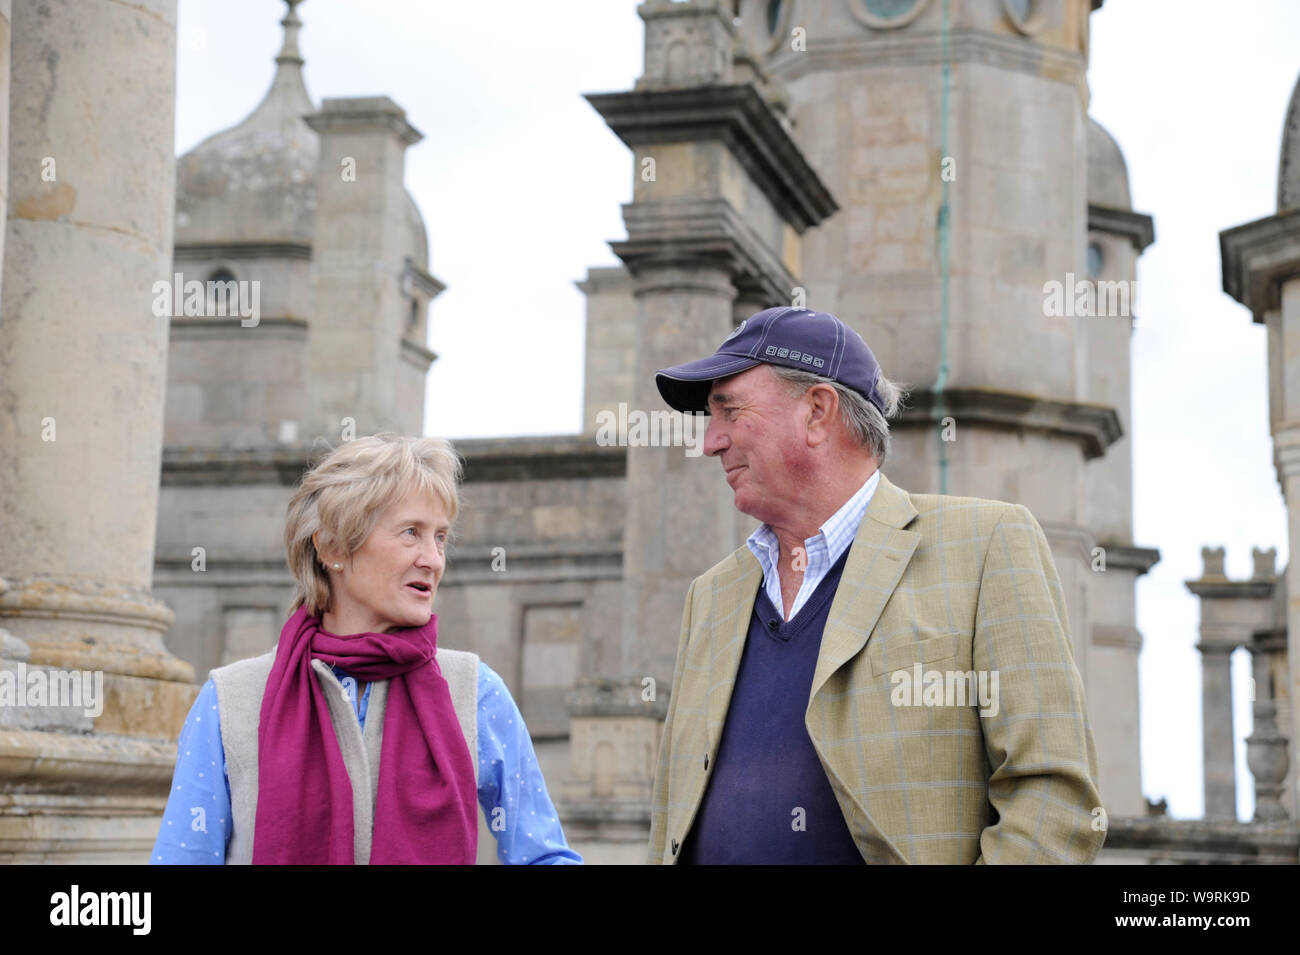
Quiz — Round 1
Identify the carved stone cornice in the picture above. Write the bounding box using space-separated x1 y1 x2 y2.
1219 207 1300 322
162 446 313 486
399 336 437 370
584 83 838 233
1097 544 1161 575
897 387 1122 459
174 241 312 262
1088 203 1155 252
1186 578 1276 600
766 29 1087 94
404 257 445 299
456 436 627 483
611 197 796 304
168 316 308 339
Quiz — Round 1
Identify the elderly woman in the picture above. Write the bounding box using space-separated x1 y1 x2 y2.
151 433 581 864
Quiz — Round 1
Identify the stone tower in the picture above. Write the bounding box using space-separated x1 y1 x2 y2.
727 0 1155 818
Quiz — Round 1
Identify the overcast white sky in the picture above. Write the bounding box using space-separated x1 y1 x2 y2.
175 0 1299 822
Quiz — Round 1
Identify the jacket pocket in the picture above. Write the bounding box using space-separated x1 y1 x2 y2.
869 631 962 678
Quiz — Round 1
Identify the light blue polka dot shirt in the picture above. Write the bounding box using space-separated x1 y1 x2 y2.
151 662 582 865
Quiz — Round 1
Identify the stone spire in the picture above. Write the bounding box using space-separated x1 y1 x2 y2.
276 0 306 68
173 0 318 246
263 0 313 117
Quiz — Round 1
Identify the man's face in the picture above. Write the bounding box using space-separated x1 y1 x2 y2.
322 489 449 634
703 364 810 526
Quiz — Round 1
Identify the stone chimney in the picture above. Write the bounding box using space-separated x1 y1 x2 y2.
304 96 426 440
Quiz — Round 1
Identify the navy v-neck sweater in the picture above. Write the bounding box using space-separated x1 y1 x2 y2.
680 547 864 864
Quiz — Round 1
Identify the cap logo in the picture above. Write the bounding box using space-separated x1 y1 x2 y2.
766 344 824 369
722 319 747 345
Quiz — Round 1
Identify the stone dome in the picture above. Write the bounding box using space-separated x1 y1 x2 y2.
1279 67 1300 211
174 0 430 269
1087 118 1132 211
403 190 429 269
175 2 317 245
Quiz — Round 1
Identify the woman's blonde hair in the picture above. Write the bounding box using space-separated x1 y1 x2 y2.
284 432 463 618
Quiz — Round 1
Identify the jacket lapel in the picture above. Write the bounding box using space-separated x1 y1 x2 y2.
804 472 919 862
809 471 919 700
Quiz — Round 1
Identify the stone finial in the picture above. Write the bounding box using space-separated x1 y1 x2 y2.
1246 701 1291 823
1200 546 1227 580
637 0 736 91
1251 546 1277 581
276 0 306 68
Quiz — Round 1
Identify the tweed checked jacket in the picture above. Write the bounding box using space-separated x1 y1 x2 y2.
648 472 1105 865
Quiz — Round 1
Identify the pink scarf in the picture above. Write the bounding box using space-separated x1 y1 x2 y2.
252 606 478 864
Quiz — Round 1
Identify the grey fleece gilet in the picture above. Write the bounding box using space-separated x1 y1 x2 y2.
210 647 480 865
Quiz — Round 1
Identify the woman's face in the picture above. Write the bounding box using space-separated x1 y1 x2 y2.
318 489 450 635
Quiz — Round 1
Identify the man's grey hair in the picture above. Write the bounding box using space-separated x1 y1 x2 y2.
771 365 907 464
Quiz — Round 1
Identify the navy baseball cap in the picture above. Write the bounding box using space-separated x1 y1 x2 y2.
655 306 886 415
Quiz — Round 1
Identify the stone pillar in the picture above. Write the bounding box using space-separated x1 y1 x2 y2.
0 0 195 862
304 96 426 440
1198 642 1237 821
1187 546 1279 822
621 264 738 683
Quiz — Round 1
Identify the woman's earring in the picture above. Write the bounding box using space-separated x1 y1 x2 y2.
333 563 341 570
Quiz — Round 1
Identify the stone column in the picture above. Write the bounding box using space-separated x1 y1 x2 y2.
620 264 739 682
0 0 194 862
1198 642 1237 821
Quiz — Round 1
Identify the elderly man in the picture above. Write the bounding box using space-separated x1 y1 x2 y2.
647 306 1104 865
